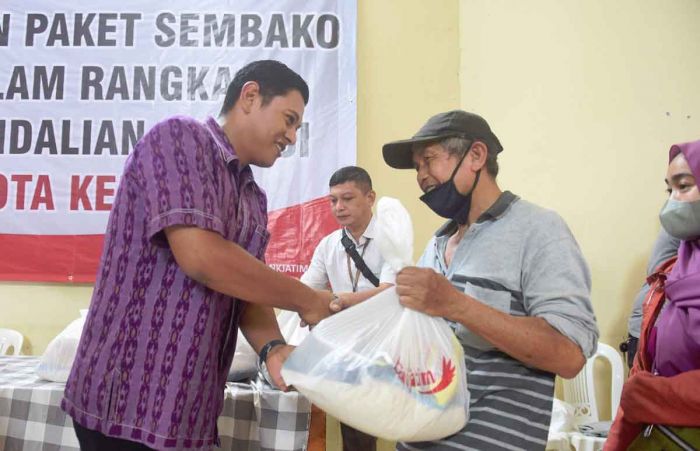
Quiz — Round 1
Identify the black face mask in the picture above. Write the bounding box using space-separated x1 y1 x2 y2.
419 150 481 224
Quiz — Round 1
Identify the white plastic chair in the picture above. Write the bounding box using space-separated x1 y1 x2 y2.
563 342 624 424
0 328 24 355
562 342 624 451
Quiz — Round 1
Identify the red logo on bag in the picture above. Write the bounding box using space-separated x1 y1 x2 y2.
394 357 456 395
419 357 456 395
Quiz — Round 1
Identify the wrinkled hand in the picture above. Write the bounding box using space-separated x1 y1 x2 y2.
299 290 343 327
396 267 457 318
265 344 295 391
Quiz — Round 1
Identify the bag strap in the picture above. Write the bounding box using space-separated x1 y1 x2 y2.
656 425 697 451
635 256 678 373
341 229 380 288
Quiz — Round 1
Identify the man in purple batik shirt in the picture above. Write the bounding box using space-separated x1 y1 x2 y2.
61 60 336 450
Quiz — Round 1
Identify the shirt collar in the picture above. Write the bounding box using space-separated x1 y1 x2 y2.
435 191 519 237
362 214 377 240
343 214 376 245
204 116 244 172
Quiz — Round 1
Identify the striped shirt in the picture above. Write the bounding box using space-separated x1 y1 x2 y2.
62 116 269 450
398 192 598 451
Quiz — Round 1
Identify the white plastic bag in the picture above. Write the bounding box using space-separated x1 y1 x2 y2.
374 197 414 270
277 309 310 346
228 309 309 381
547 399 576 450
549 398 575 435
282 197 469 442
36 309 87 382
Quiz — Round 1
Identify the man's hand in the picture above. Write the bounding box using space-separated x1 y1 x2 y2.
333 292 355 311
329 283 394 313
396 267 459 318
265 344 295 391
298 290 342 327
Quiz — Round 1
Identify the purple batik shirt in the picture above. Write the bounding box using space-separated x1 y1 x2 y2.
62 116 270 450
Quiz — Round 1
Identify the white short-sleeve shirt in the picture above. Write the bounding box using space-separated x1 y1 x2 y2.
300 215 396 292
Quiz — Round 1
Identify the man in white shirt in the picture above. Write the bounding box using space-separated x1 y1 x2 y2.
301 166 394 451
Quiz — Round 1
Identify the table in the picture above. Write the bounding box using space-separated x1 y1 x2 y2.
568 431 606 451
0 356 311 451
546 432 573 450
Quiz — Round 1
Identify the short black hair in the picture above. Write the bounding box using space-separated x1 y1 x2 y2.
220 60 309 115
329 166 373 193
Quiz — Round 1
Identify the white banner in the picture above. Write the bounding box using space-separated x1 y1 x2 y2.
0 0 356 281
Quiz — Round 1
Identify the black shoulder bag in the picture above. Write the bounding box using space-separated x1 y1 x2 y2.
340 229 380 288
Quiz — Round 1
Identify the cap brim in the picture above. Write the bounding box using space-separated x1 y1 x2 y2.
382 135 447 169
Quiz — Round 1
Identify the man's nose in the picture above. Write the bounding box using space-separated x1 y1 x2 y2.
285 127 297 145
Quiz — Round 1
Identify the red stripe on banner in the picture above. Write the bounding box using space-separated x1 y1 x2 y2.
0 234 104 283
265 196 339 279
0 196 338 283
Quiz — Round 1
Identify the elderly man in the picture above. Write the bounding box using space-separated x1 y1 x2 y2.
383 110 599 450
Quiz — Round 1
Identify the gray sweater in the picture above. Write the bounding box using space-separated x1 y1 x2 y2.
627 228 680 338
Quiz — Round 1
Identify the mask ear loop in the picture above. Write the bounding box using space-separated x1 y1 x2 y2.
447 141 472 181
448 140 481 194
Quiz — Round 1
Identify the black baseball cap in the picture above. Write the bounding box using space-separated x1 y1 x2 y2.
382 110 503 169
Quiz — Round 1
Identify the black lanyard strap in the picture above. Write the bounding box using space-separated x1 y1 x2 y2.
341 229 380 289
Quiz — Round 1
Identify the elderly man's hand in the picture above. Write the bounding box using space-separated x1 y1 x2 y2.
396 267 457 318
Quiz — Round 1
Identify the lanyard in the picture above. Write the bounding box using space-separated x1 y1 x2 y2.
346 237 370 292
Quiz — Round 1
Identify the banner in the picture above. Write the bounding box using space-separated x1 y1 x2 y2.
0 0 356 282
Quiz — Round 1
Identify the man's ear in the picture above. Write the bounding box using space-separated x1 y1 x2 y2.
467 141 488 171
367 189 376 206
239 81 261 114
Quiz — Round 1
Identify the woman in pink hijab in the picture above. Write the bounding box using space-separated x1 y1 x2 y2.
606 139 700 450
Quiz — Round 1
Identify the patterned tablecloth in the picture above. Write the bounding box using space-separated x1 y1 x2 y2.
0 356 311 450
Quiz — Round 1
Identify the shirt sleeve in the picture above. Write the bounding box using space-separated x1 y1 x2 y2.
125 116 229 245
628 229 680 337
378 261 397 284
646 228 681 274
622 369 700 425
627 284 650 338
522 221 599 358
416 237 438 269
300 237 331 290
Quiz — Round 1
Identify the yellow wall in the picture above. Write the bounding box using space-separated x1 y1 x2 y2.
0 283 92 354
458 0 700 418
357 0 461 251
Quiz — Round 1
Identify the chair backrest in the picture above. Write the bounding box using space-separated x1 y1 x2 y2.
562 342 624 425
0 328 24 356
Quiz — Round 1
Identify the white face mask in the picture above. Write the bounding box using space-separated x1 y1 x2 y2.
660 198 700 241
